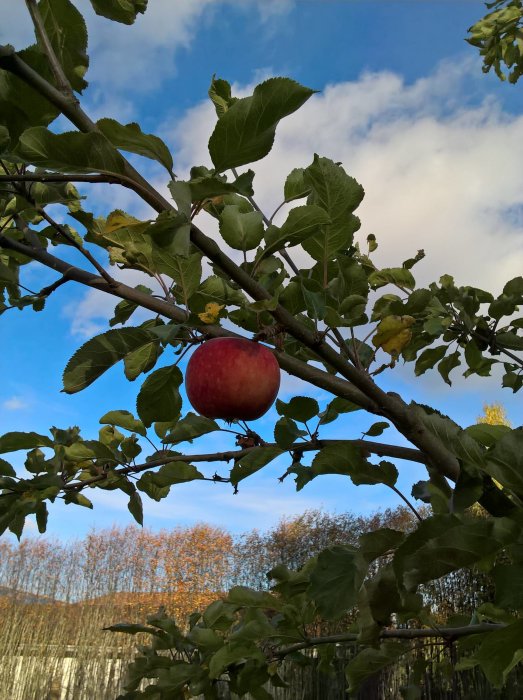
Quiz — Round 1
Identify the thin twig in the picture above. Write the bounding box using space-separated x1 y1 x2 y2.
36 207 117 287
37 270 75 297
231 167 300 276
388 483 423 522
24 0 75 98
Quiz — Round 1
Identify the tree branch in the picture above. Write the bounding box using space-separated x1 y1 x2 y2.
274 623 505 659
0 234 375 409
0 46 172 214
0 172 157 206
6 179 118 287
61 438 429 492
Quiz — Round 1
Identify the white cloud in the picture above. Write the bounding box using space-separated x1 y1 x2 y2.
2 396 30 411
63 267 161 338
88 477 330 532
0 1 294 102
67 60 523 352
166 59 523 294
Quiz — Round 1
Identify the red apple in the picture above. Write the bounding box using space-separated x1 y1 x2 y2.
185 337 280 420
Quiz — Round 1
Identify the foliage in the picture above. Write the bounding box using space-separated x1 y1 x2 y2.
468 0 523 84
0 2 522 698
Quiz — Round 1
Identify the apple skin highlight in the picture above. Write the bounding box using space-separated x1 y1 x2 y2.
185 338 281 421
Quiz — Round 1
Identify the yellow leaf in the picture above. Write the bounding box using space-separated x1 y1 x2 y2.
198 302 224 324
372 315 415 357
104 209 145 233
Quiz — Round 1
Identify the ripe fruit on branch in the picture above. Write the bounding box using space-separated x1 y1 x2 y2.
185 337 280 421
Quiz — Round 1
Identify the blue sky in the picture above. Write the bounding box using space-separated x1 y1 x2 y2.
0 0 522 540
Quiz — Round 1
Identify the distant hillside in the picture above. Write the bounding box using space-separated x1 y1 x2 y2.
0 585 59 605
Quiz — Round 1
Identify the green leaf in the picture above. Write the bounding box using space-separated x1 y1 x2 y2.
358 528 405 563
262 205 330 258
146 461 204 487
109 285 152 327
464 423 510 448
485 428 523 495
346 643 405 694
89 0 147 24
99 410 146 437
123 339 162 380
464 339 495 377
276 396 319 423
0 432 53 454
493 564 523 609
274 417 306 449
284 168 310 202
9 513 26 541
0 458 16 477
495 331 523 350
362 421 389 437
328 256 369 304
98 118 174 175
414 345 447 376
302 155 364 263
308 545 367 618
438 351 461 385
319 397 361 425
351 459 398 487
209 641 264 680
394 514 518 591
209 77 314 171
162 413 219 444
471 621 523 687
310 443 396 487
230 446 283 487
503 371 523 393
35 502 48 534
16 128 127 175
166 252 202 307
369 267 416 290
121 436 141 461
189 171 255 200
136 365 183 427
227 586 283 610
63 492 93 508
0 46 60 143
208 76 237 117
337 294 368 325
149 211 191 258
191 275 247 310
187 626 223 651
136 474 170 502
39 0 89 92
168 180 192 218
219 205 264 251
0 125 10 153
63 328 155 393
127 490 143 526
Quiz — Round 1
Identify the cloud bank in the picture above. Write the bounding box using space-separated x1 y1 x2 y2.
69 60 523 337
